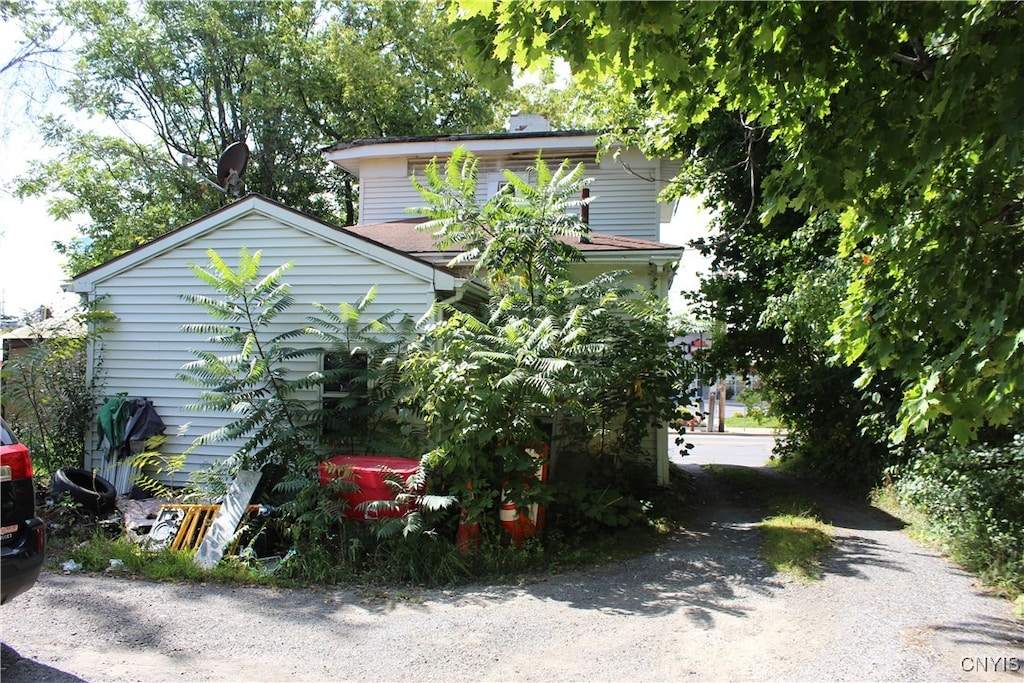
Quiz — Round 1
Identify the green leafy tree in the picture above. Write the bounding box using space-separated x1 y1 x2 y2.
296 0 502 139
1 0 65 102
0 314 97 476
669 109 907 490
452 1 1024 443
14 0 507 275
177 247 318 473
404 151 689 531
15 121 216 274
487 64 612 132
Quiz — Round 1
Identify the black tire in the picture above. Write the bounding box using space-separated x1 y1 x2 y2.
52 467 117 515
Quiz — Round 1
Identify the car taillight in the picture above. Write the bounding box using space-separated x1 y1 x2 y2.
0 443 33 481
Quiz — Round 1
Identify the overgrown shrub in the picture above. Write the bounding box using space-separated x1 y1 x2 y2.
0 312 105 476
168 148 693 583
177 248 465 581
302 289 418 457
177 248 322 474
892 435 1024 597
405 150 691 533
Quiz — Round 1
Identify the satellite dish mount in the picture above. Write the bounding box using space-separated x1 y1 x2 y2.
216 141 249 199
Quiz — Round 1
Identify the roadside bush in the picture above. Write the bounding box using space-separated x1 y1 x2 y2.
546 480 648 534
767 363 899 495
892 435 1024 597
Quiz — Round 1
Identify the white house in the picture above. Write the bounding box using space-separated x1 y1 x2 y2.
324 114 680 243
71 121 684 486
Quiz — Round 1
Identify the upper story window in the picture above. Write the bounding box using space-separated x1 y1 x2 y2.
487 174 516 199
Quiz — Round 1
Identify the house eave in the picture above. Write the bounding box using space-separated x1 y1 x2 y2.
324 132 600 176
580 248 684 266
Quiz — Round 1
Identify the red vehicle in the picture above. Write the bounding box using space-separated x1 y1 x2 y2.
1 417 45 604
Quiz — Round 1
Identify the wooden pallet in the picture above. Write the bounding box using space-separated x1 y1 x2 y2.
156 504 259 552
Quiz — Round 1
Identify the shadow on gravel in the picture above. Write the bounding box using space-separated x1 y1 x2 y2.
392 462 788 628
676 463 924 587
494 462 786 626
29 573 183 650
930 615 1024 649
20 460 1014 657
819 535 912 579
520 520 781 627
1 643 84 683
24 572 366 653
754 466 907 533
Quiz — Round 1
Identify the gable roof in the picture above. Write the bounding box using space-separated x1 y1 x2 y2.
69 193 682 299
70 194 463 292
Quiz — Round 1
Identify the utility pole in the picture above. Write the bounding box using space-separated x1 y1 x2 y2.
717 377 726 432
705 384 715 433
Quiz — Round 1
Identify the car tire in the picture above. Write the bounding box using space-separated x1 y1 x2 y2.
52 467 118 515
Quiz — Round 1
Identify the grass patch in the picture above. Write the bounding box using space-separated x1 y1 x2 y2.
759 514 834 580
870 486 945 548
66 533 279 585
702 464 835 580
725 411 784 430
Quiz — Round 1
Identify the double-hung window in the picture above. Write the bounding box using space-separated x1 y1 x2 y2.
321 351 369 437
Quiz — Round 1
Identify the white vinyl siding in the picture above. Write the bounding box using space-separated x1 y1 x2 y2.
359 174 420 224
584 169 662 241
82 209 438 478
361 152 675 244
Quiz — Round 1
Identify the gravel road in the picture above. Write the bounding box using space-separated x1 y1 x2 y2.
2 460 1022 683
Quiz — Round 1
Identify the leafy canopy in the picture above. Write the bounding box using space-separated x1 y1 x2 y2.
404 150 689 524
14 0 507 275
452 1 1024 442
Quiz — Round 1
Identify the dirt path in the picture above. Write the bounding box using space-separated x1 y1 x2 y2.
2 463 1021 682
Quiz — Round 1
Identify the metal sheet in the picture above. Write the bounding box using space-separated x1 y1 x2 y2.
194 470 262 569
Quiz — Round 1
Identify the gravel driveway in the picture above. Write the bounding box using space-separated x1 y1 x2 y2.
2 460 1022 682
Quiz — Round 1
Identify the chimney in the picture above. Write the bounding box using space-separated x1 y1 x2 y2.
506 113 551 134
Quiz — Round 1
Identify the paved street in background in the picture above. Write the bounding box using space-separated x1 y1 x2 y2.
671 430 777 468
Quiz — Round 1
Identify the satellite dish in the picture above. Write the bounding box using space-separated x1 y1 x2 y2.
216 141 249 198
